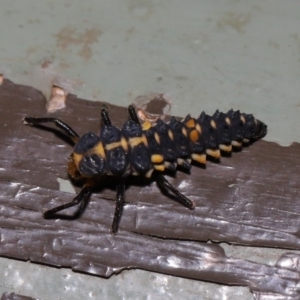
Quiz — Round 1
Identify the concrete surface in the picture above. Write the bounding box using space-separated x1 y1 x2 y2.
0 1 299 299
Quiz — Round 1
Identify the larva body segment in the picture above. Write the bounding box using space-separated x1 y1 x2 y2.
71 109 267 179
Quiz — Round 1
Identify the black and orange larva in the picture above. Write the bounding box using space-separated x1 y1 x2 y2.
23 105 267 233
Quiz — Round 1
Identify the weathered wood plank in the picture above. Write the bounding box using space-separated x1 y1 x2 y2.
1 79 300 298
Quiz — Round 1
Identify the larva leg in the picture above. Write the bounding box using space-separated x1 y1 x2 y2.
23 117 79 142
112 183 126 233
44 184 93 218
101 107 126 233
155 173 195 210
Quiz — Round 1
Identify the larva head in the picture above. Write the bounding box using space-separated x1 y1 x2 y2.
242 113 267 141
72 132 107 177
253 119 267 140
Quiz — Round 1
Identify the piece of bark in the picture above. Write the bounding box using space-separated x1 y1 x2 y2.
1 293 36 300
1 79 300 298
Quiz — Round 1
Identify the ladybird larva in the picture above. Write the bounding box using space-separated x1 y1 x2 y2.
23 105 267 233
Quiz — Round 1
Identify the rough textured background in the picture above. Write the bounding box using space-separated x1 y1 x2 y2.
0 1 300 299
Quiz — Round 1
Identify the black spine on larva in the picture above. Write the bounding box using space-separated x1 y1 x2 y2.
213 110 232 146
101 125 121 143
144 127 162 154
241 113 256 140
183 114 205 154
227 109 244 143
122 120 152 174
74 132 100 154
122 120 142 138
154 119 177 162
101 125 129 176
197 112 219 149
79 154 106 176
168 117 190 158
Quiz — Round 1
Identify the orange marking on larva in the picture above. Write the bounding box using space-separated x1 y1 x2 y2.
219 144 232 152
154 164 165 172
142 121 152 131
129 138 141 148
151 154 164 164
185 118 195 128
142 134 148 147
210 119 217 129
154 132 160 144
164 161 177 169
191 153 206 164
240 115 246 124
232 140 242 147
206 149 221 159
145 168 154 178
168 130 174 140
195 123 201 134
121 137 128 152
128 135 148 148
72 152 83 169
105 141 123 151
68 157 82 179
94 142 106 158
225 117 231 125
189 129 199 143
